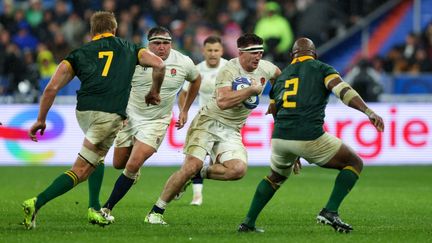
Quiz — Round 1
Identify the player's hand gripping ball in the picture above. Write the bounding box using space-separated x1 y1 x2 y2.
231 77 260 109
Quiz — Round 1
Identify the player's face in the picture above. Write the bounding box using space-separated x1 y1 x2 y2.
203 42 223 68
239 49 263 72
148 34 172 60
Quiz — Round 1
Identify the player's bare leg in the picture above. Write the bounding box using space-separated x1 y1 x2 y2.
112 146 133 169
146 155 203 224
205 159 247 180
161 155 203 202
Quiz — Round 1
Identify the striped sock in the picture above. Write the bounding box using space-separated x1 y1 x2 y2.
35 170 78 209
325 167 359 212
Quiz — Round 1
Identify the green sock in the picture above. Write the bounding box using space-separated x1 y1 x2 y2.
35 170 78 210
325 169 359 212
243 179 277 227
88 163 104 210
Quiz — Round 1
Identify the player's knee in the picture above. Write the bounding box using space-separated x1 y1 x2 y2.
181 157 203 177
125 160 141 173
113 155 128 169
113 161 125 169
78 146 104 167
71 163 94 182
267 170 287 188
227 162 247 180
347 153 363 174
113 148 130 169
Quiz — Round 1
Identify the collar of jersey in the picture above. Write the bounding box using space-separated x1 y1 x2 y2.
92 33 115 41
291 55 314 64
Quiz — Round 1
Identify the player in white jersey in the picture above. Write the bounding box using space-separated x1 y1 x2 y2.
177 36 228 206
145 33 282 225
98 26 201 222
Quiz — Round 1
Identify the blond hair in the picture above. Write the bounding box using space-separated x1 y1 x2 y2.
90 11 117 36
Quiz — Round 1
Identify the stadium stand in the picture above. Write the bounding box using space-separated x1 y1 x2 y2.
0 0 431 102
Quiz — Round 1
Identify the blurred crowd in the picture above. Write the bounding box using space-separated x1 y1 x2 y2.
0 0 419 101
374 28 432 75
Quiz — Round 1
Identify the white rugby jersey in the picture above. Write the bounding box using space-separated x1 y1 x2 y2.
127 49 199 124
202 58 277 129
182 58 228 107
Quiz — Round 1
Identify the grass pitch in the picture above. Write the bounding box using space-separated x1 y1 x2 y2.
0 165 431 242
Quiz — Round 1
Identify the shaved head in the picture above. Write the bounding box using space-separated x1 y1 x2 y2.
292 38 316 58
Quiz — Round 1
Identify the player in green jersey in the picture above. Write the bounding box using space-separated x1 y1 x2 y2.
22 11 165 229
238 38 384 233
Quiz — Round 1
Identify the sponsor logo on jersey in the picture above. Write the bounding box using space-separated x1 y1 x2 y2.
171 68 177 77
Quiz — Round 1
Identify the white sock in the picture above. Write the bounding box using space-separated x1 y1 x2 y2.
155 197 167 210
192 184 203 196
200 165 209 179
123 169 138 180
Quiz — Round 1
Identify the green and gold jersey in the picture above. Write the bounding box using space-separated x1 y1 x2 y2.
64 33 143 118
270 56 339 140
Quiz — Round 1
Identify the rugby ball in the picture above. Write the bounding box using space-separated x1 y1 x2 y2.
232 77 259 109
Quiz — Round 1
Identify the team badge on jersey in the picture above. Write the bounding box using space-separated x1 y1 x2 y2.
170 68 177 77
260 77 266 85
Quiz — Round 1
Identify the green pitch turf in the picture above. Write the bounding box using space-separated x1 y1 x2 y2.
0 165 431 242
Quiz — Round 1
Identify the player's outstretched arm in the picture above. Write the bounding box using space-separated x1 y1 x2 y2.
29 61 75 142
176 75 201 129
326 76 384 132
138 49 166 105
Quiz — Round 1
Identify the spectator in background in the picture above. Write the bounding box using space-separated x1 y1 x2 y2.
173 0 194 21
34 10 55 45
12 22 38 51
226 0 248 29
409 48 432 74
400 32 419 64
11 8 28 35
144 0 175 27
254 1 294 66
423 22 432 59
51 31 71 63
117 10 134 40
382 46 408 73
25 0 43 28
0 0 15 32
61 13 86 48
345 59 383 102
37 47 57 79
14 48 40 103
54 0 70 25
296 0 346 47
0 28 9 94
217 12 243 59
3 43 26 94
0 28 8 77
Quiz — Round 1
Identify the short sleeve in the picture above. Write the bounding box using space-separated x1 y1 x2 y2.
182 81 190 91
215 63 235 89
184 57 200 82
320 62 340 86
64 49 78 74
